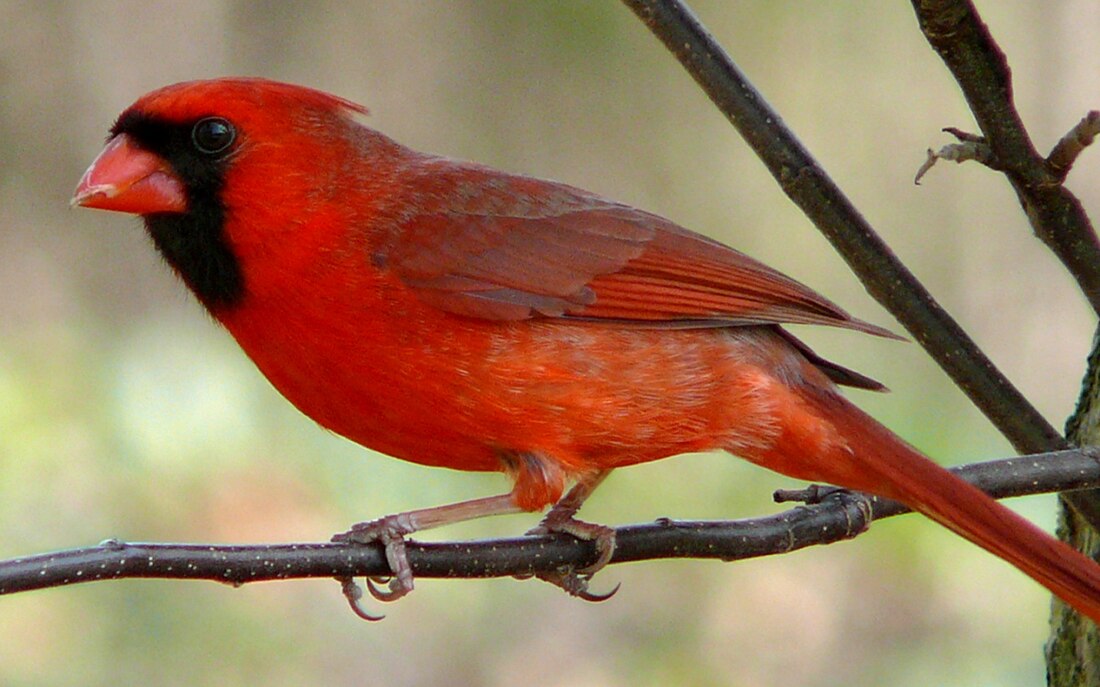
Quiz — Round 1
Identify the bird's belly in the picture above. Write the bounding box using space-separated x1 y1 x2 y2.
219 296 790 477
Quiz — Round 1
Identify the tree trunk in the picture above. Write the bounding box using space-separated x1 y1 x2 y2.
1048 323 1100 686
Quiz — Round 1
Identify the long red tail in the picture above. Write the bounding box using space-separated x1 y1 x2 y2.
761 385 1100 624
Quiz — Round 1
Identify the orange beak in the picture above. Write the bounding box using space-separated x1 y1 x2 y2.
72 134 187 215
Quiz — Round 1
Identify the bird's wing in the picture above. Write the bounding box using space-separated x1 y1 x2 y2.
374 164 896 339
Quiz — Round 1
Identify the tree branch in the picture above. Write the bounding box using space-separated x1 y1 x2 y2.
2 449 1097 596
620 0 1065 455
912 0 1100 317
911 0 1100 561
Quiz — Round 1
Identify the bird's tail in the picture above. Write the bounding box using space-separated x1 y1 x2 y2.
746 383 1100 624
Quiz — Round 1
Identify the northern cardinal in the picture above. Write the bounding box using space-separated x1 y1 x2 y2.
73 78 1100 621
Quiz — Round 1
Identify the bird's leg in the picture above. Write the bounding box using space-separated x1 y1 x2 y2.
333 493 524 603
530 469 615 569
525 469 619 601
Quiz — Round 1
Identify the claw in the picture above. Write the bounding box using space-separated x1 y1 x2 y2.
578 582 621 602
365 575 413 602
578 527 616 575
337 577 385 621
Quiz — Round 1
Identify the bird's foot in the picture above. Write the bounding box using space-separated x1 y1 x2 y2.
330 493 525 620
526 510 619 601
333 514 418 608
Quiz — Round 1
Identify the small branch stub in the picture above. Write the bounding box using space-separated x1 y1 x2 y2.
1048 110 1100 181
915 128 1000 184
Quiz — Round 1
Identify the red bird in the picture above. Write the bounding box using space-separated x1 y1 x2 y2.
74 78 1100 621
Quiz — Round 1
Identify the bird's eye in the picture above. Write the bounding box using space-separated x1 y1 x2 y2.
191 117 236 155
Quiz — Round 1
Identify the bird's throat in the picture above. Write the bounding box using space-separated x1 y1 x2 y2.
145 207 244 312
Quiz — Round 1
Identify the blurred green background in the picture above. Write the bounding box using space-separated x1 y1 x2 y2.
2 1 1099 685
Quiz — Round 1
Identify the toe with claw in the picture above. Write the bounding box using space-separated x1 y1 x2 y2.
537 566 622 602
337 576 386 621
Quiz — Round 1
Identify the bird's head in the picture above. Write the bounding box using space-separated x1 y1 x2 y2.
72 77 372 310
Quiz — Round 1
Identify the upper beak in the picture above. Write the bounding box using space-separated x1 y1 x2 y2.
72 134 187 215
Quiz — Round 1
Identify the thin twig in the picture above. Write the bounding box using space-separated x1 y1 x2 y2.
620 0 1064 454
2 448 1097 596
